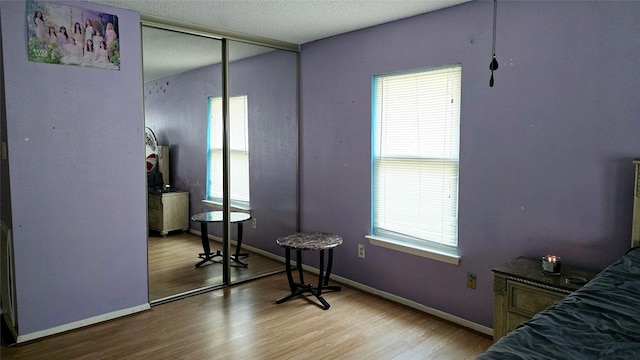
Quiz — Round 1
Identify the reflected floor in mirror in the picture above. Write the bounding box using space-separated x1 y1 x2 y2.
148 232 285 301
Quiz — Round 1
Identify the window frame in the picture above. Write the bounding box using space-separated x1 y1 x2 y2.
205 94 251 210
367 64 462 265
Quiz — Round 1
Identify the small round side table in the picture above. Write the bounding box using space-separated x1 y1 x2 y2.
275 232 342 309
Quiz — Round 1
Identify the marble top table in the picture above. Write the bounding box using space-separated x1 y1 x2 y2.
275 232 343 309
276 232 343 250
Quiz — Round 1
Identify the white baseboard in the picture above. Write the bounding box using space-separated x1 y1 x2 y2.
329 274 493 336
16 303 150 344
190 229 493 337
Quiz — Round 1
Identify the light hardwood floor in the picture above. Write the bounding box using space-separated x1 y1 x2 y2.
3 232 492 358
148 231 285 300
2 271 492 359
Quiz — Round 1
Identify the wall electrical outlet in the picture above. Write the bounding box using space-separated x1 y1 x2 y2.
466 272 477 289
252 218 257 229
358 244 365 258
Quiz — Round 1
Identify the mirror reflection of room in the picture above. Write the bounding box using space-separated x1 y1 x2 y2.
142 27 298 302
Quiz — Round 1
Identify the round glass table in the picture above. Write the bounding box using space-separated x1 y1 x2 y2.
191 211 251 268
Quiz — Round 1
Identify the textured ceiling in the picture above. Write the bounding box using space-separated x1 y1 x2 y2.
88 0 472 44
86 0 472 81
140 26 276 81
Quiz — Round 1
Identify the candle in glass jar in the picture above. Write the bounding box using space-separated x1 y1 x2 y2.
542 255 561 274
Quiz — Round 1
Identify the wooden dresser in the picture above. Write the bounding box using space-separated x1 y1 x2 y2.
148 191 189 236
492 257 597 342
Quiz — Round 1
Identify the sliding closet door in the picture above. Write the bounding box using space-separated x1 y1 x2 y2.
143 26 299 302
227 41 299 285
143 26 225 301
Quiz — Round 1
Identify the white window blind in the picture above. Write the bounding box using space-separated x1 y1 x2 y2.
372 65 461 249
207 95 250 204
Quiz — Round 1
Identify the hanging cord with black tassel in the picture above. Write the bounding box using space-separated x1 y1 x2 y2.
489 0 498 87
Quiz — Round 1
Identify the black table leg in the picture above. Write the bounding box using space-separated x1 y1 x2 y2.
317 250 325 297
276 247 340 310
285 248 296 292
231 222 249 267
295 249 303 284
200 222 210 254
195 222 222 268
276 247 299 305
322 249 341 292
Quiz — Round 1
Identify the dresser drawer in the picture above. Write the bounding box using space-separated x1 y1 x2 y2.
506 311 530 333
148 195 162 211
148 194 163 229
507 282 564 317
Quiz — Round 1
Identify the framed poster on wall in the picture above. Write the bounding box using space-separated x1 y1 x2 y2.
26 0 120 70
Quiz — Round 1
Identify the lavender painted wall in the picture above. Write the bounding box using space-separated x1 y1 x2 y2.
1 16 9 227
2 0 148 335
2 0 637 337
299 1 640 327
144 45 298 254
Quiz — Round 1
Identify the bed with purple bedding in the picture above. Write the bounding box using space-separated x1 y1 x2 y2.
477 247 640 359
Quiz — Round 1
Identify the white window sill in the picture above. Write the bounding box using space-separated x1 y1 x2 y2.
365 235 461 265
202 199 251 213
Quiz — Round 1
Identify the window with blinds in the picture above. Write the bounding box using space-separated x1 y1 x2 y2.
207 95 250 207
371 64 461 252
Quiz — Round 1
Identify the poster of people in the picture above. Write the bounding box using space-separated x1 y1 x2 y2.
26 0 120 70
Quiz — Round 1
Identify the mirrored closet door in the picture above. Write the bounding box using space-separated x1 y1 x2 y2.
142 24 298 303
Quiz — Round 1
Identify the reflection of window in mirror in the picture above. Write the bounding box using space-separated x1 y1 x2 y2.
207 95 250 209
